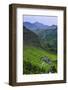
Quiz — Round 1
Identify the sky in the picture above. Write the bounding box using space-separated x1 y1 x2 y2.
23 15 57 26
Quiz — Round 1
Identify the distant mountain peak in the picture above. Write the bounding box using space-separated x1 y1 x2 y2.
33 22 48 27
51 25 57 27
23 21 57 33
51 25 57 26
33 22 43 25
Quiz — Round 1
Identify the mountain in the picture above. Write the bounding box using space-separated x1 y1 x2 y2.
23 22 37 31
33 22 49 30
23 22 57 53
47 25 57 30
23 26 40 47
38 27 57 53
23 22 49 31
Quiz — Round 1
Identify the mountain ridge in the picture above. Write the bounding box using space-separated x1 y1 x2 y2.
23 22 57 53
23 21 57 31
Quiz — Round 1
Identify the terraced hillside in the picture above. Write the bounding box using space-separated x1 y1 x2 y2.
23 25 57 74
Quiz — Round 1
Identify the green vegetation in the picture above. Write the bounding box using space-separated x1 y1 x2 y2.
23 46 57 74
38 28 57 53
23 25 57 74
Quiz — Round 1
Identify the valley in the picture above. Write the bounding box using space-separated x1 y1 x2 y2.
23 22 57 74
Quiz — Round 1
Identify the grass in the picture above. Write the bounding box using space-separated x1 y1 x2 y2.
23 45 57 74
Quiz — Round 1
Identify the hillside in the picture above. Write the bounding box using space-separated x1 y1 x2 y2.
23 26 40 47
24 22 49 31
23 46 57 74
23 22 57 53
38 27 57 53
23 22 57 74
